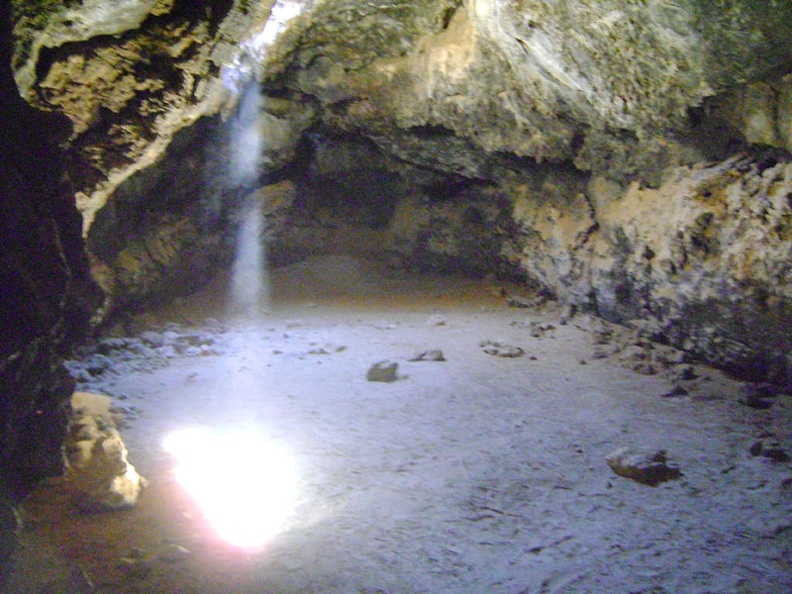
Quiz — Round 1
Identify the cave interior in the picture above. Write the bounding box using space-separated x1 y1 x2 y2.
2 1 792 592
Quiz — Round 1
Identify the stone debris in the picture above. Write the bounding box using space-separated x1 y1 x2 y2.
366 360 399 382
558 304 577 325
675 365 698 381
479 340 524 358
409 349 446 362
738 383 780 410
528 321 556 338
427 314 447 327
749 440 791 462
662 384 689 398
505 295 533 308
591 327 613 345
64 392 147 511
605 447 683 486
65 328 222 382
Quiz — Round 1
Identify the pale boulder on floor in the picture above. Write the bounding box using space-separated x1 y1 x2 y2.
605 447 682 487
65 392 148 511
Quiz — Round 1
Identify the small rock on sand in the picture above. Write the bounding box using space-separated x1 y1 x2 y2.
366 360 399 382
605 447 682 486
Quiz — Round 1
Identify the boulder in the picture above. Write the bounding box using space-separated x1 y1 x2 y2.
605 447 683 487
64 392 147 511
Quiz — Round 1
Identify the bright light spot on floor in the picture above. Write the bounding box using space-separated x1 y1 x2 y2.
163 428 298 549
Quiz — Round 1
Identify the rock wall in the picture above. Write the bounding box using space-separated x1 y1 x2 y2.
515 152 792 382
256 0 792 383
1 4 101 497
4 0 792 425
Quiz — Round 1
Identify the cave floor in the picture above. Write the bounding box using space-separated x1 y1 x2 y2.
8 255 792 593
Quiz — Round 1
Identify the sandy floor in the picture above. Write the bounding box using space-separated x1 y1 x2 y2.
7 255 792 593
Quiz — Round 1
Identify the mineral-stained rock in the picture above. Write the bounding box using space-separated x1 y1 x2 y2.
7 0 792 387
605 447 683 487
528 322 555 339
366 360 399 383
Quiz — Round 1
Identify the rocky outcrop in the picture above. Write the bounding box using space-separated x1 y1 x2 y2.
265 1 792 179
258 0 792 382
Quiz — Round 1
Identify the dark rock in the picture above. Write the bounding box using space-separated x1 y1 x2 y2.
559 304 577 325
427 314 446 327
632 362 657 376
750 440 791 462
96 337 131 354
83 354 113 376
506 295 533 308
591 329 613 345
738 383 775 409
177 333 214 347
676 366 698 381
592 348 609 360
662 384 689 398
749 441 765 456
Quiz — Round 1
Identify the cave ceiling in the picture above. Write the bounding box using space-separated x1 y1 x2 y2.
9 0 792 228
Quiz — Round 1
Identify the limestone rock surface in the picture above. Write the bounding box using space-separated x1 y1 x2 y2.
65 392 147 511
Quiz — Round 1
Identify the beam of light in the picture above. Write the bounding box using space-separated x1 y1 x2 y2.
229 198 270 318
163 428 298 549
226 78 270 319
229 81 263 187
221 0 310 94
248 0 308 53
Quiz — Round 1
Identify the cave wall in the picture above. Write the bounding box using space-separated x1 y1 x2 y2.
3 0 792 433
2 5 792 578
256 0 792 383
0 4 101 497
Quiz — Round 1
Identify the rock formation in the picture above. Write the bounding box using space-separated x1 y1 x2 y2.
3 0 792 510
1 2 101 496
65 392 147 511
